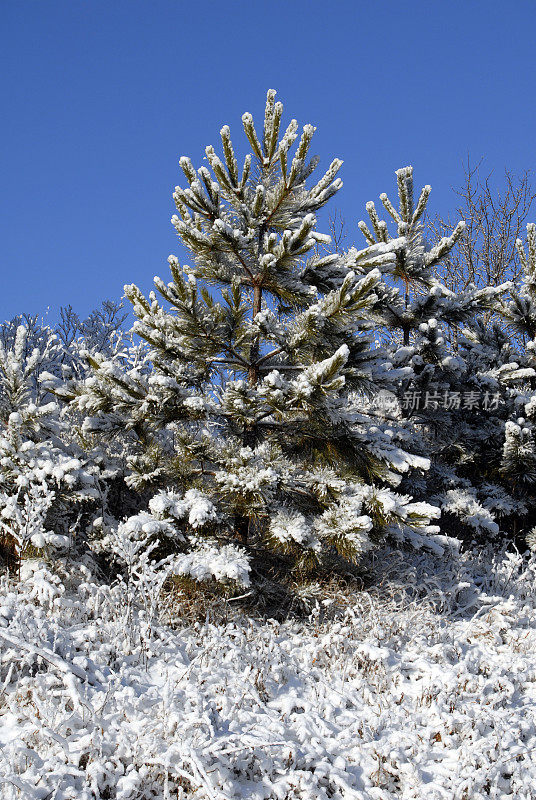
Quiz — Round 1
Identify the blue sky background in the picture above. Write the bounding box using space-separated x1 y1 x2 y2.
2 0 536 323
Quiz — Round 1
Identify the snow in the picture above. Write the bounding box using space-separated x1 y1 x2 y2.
5 92 536 799
148 488 219 529
269 510 320 551
2 545 536 798
173 539 251 586
442 489 500 536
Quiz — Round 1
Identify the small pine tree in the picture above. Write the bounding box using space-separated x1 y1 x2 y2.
69 91 442 589
354 168 525 542
495 224 536 533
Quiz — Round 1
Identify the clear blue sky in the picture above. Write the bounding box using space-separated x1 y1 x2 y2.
2 0 536 323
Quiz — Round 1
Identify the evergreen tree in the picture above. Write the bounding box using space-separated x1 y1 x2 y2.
68 91 442 589
494 224 536 532
355 168 522 542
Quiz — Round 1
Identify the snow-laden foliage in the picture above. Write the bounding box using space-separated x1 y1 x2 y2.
4 87 536 798
440 488 500 536
5 91 536 586
2 545 536 799
104 489 251 588
4 91 536 569
61 91 461 586
354 169 536 543
0 326 101 570
0 483 56 559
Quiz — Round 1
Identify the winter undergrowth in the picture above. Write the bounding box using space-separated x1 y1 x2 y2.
1 544 536 800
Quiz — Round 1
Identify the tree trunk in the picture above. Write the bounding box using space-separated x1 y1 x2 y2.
234 513 250 545
403 279 410 346
234 282 263 546
248 283 262 385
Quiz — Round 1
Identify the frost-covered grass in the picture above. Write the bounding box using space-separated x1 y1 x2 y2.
1 545 536 799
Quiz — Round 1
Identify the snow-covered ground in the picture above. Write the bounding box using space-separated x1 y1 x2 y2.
1 545 536 799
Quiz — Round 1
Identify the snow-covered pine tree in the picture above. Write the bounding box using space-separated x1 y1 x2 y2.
421 320 524 540
67 92 442 589
495 225 536 535
355 168 523 542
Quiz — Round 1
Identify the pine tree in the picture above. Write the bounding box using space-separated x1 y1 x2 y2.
494 224 536 531
68 91 442 589
395 218 536 542
354 168 525 542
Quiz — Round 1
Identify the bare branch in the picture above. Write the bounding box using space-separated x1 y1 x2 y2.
429 158 536 295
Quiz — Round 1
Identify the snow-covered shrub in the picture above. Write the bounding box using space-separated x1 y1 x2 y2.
2 544 536 798
103 488 250 593
0 325 100 570
0 483 56 565
106 516 177 652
